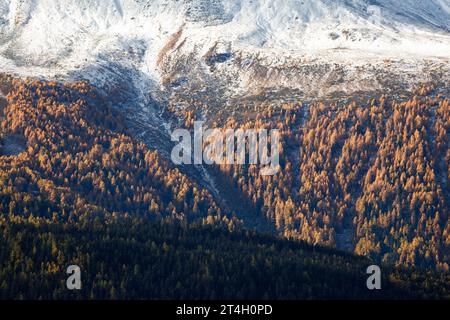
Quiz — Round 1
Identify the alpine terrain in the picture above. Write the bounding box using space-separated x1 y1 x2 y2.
0 0 449 300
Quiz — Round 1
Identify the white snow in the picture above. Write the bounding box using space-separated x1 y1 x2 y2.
0 0 448 87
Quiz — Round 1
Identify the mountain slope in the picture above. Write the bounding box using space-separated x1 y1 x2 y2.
0 0 449 81
2 215 449 299
1 77 447 300
0 1 449 276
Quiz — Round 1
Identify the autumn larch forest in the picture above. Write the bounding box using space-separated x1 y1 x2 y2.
0 74 449 299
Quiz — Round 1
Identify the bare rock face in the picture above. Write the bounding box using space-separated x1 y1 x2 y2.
183 0 233 26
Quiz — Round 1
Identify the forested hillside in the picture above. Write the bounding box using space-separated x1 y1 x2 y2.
0 77 448 299
1 215 449 299
206 87 449 271
0 78 235 228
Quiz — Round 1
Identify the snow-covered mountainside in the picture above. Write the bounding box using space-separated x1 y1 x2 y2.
0 0 449 101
